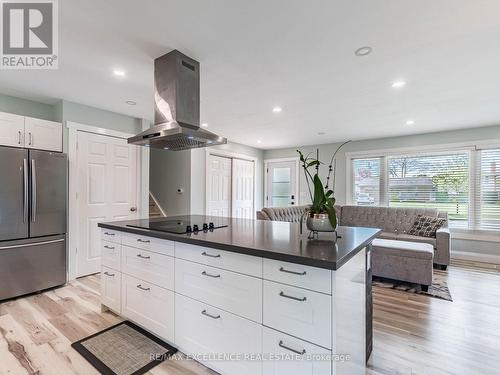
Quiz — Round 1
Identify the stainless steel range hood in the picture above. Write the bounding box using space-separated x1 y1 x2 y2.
128 50 227 151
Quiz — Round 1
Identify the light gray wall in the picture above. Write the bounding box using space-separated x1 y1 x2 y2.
263 124 500 256
150 148 192 216
150 141 265 216
0 94 58 121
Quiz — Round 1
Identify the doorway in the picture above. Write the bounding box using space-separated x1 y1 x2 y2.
265 158 299 208
206 153 255 219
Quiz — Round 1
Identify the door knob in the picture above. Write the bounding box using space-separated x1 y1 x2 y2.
130 207 137 212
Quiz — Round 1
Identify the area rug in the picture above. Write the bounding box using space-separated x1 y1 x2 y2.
372 276 453 301
72 321 177 375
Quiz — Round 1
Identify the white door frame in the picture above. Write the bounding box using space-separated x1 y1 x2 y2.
264 157 300 207
67 121 145 280
205 149 258 217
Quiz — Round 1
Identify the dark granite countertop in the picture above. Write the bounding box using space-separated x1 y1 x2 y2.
98 216 381 270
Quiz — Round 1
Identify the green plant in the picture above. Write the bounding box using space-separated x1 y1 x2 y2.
297 141 350 228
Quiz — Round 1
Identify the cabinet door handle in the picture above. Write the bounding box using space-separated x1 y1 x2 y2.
136 284 150 291
28 132 32 146
104 232 115 236
137 254 151 259
201 310 221 319
279 291 307 302
103 271 115 277
137 238 150 243
104 245 115 249
279 267 306 276
201 271 221 278
18 130 22 144
201 251 221 258
278 340 306 355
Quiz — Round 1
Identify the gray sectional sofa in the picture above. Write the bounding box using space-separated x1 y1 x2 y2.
257 204 451 290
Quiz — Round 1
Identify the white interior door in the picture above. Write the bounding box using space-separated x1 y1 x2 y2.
207 155 232 217
232 158 255 219
266 160 298 208
76 131 138 277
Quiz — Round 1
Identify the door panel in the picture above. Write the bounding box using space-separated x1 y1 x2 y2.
232 158 255 219
207 155 231 217
266 160 298 207
76 131 138 277
0 112 25 148
24 117 62 152
29 150 67 237
0 147 28 241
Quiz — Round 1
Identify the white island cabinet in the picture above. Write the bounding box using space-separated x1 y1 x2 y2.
99 227 368 375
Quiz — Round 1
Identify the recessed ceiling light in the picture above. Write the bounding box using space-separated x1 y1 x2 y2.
391 80 407 89
355 46 372 57
406 119 415 125
113 69 126 77
272 106 282 113
257 140 262 144
125 100 136 105
317 132 326 136
201 123 208 127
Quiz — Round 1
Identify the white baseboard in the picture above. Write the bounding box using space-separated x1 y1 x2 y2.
451 250 500 264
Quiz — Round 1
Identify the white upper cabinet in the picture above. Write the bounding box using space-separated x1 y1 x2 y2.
24 117 62 152
0 112 25 148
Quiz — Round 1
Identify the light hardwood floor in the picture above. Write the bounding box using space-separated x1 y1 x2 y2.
0 260 499 375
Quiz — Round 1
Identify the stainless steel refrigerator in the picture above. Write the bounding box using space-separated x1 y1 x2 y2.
0 146 67 301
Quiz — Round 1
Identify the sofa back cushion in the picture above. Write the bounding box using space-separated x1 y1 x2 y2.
339 205 438 234
261 205 309 223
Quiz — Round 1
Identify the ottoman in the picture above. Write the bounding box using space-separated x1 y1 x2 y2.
372 239 434 291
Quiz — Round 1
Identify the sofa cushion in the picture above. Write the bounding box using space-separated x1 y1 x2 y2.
408 215 447 238
340 205 438 234
396 234 437 248
378 232 399 240
261 205 309 223
372 239 434 260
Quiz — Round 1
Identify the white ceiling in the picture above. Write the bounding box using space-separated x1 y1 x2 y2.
1 0 500 149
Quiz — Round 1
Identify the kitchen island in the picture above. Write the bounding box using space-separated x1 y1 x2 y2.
98 216 380 375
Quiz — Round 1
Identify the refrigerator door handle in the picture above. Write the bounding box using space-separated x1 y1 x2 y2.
0 238 65 250
23 158 28 223
31 159 37 222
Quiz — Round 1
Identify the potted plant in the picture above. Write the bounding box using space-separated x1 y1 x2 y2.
297 141 350 237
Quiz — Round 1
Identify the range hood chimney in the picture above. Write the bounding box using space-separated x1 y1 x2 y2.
128 50 227 151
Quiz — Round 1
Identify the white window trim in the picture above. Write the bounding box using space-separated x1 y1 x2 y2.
345 140 500 239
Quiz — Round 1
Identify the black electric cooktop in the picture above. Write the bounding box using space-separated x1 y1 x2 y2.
126 215 229 234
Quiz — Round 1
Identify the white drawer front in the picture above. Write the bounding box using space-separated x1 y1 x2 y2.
121 274 174 342
264 259 331 295
175 258 262 323
175 242 262 277
263 327 331 375
101 229 122 244
263 280 332 349
175 294 262 375
121 246 174 290
101 241 121 271
101 266 121 313
122 232 174 257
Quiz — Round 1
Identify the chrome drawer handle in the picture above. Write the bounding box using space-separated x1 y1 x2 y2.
201 310 221 319
279 291 307 302
202 271 221 278
103 271 115 277
137 254 151 259
104 245 115 250
104 232 115 236
279 340 306 355
137 284 150 291
137 239 150 243
279 267 306 276
201 251 221 258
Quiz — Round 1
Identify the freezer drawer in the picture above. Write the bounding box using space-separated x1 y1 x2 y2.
0 236 66 300
29 150 67 237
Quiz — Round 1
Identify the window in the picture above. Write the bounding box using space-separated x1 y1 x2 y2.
477 149 500 230
388 152 470 228
352 158 383 206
